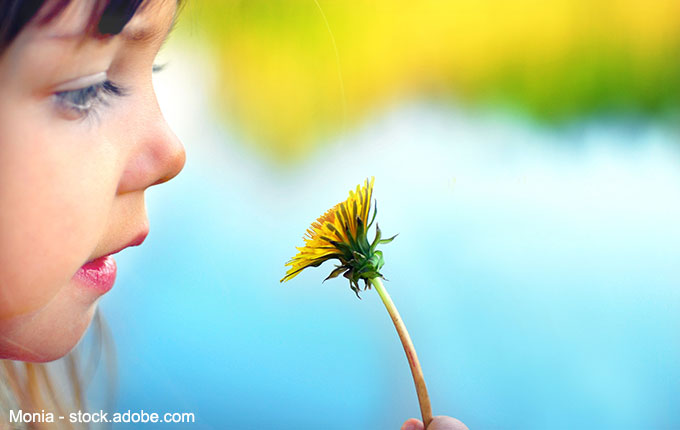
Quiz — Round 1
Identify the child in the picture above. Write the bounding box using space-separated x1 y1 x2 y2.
0 1 465 428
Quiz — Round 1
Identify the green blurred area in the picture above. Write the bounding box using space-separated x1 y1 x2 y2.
176 0 680 161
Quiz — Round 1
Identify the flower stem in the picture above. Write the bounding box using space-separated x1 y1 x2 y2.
369 277 433 428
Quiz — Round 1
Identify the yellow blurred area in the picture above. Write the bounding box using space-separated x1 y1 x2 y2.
177 0 680 161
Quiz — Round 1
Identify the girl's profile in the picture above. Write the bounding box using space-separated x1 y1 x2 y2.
0 0 184 361
1 0 185 426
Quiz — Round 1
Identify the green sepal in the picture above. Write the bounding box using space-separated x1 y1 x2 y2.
325 222 345 241
378 233 398 244
355 216 371 254
369 223 382 253
352 250 367 261
324 265 348 282
367 199 378 230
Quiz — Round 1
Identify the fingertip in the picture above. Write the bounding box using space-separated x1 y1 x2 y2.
429 415 469 430
401 418 425 430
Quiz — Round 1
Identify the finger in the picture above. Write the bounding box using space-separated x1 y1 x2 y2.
427 415 469 430
401 418 425 430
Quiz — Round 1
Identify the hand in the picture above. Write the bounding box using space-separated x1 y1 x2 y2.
401 415 469 430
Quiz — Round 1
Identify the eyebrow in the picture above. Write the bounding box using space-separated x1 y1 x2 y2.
121 14 178 46
121 24 165 43
45 12 178 47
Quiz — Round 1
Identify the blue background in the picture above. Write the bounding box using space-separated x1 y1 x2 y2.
90 58 680 430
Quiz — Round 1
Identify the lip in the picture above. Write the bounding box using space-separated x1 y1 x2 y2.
73 229 148 294
73 255 117 293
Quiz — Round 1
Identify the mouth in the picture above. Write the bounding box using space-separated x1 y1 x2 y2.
72 229 149 294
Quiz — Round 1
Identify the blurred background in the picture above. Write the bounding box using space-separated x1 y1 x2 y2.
93 1 679 429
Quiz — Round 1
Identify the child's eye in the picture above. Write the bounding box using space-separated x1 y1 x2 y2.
54 80 126 119
152 63 166 73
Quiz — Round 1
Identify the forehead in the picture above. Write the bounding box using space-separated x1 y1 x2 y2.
37 0 177 45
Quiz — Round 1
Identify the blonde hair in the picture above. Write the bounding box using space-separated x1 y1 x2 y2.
0 310 116 430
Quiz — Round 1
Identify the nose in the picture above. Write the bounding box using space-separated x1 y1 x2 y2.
117 113 186 194
147 120 186 187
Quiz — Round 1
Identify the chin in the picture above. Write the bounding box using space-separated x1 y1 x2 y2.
0 300 98 362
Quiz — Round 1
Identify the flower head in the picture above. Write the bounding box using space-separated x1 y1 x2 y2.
280 177 397 298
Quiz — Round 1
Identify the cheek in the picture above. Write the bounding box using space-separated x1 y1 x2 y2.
0 105 120 319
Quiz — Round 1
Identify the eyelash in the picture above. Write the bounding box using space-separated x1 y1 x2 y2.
54 64 166 120
54 80 126 119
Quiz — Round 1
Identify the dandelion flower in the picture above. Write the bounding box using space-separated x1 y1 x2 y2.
280 176 397 298
281 177 435 427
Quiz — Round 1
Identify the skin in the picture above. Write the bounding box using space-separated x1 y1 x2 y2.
402 416 469 430
0 0 185 362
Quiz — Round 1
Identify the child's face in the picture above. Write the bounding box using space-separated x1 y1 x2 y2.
0 0 185 361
